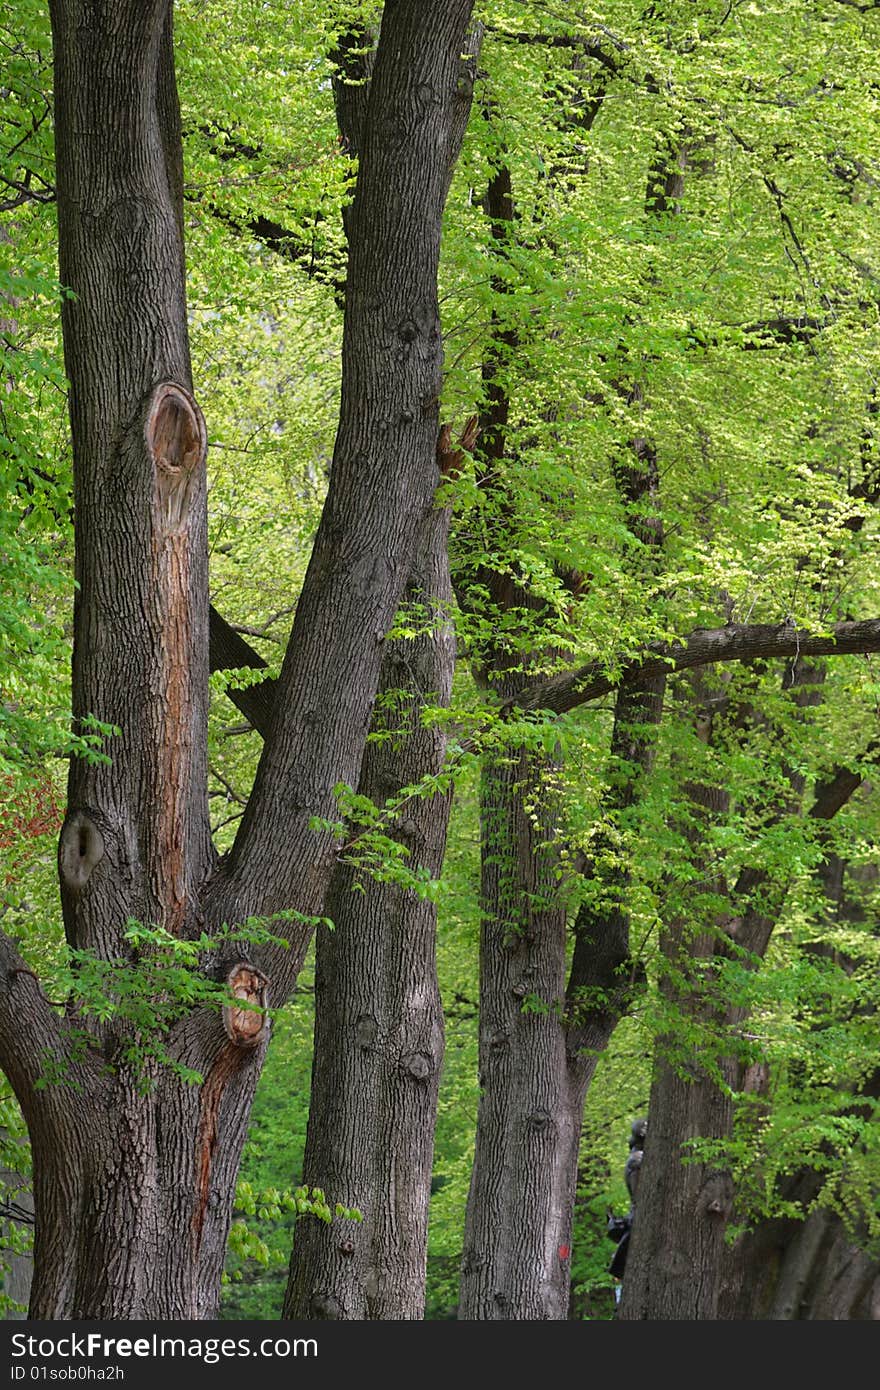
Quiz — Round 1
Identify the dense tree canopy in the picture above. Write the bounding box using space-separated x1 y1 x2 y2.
1 0 878 1321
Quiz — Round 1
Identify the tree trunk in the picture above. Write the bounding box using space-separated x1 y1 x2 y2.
458 185 667 1309
458 663 666 1320
459 725 575 1320
2 0 476 1319
718 1189 880 1320
717 857 880 1320
614 1016 736 1320
283 500 454 1320
618 664 829 1320
281 27 480 1321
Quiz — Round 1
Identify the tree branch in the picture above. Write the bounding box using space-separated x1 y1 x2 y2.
204 202 347 301
486 25 625 74
504 619 880 719
0 930 79 1118
810 739 880 820
213 604 880 757
208 604 277 738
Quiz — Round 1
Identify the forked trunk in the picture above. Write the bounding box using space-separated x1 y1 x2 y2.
6 0 476 1318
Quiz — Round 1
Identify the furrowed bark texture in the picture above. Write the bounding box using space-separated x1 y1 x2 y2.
280 23 481 1325
41 0 237 1319
616 676 736 1321
283 502 454 1320
205 0 476 1001
459 725 573 1320
23 0 474 1320
53 0 212 958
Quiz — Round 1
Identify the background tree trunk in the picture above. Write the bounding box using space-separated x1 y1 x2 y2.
618 662 837 1320
458 728 573 1320
284 500 455 1320
457 154 667 1310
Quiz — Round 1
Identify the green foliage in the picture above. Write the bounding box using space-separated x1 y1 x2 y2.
227 1180 361 1274
43 917 298 1091
3 0 880 1321
308 780 453 900
197 0 880 1306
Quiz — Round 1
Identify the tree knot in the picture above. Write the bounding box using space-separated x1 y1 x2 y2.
145 382 206 533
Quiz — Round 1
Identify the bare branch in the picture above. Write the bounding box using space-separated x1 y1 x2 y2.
504 619 880 719
208 604 277 738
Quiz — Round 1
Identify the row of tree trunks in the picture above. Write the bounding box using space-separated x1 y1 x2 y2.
9 0 879 1321
617 652 878 1318
620 400 880 1319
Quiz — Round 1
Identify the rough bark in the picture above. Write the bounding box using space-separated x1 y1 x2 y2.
280 27 480 1322
202 0 476 999
283 500 454 1320
6 0 476 1320
717 1181 880 1320
616 672 737 1322
459 728 574 1320
39 0 227 1318
459 563 666 1321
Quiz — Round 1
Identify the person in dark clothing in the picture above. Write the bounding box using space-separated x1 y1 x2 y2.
607 1117 647 1295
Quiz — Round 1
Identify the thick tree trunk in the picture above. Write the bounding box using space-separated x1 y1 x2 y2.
41 0 226 1318
458 667 666 1321
615 1050 735 1320
200 0 475 973
283 501 454 1320
5 0 476 1319
281 28 480 1322
459 724 574 1320
616 755 737 1319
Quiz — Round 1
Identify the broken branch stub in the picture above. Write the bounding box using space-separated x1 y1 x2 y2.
222 963 269 1048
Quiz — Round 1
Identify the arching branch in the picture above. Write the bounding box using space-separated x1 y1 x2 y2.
504 618 880 719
